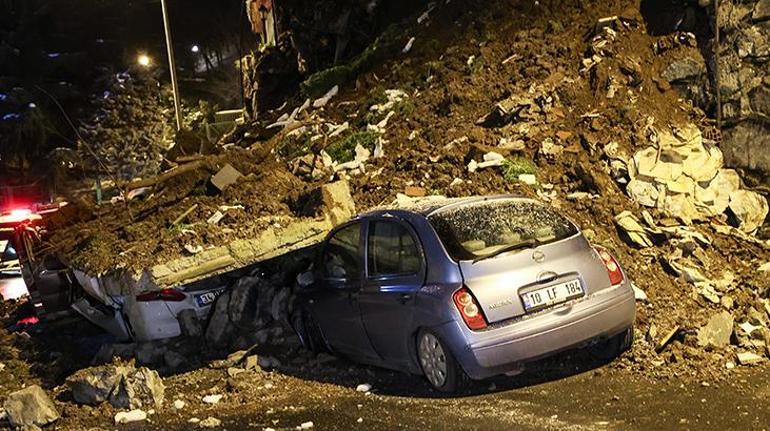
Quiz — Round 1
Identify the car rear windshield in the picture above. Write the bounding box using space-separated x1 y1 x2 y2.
427 199 578 261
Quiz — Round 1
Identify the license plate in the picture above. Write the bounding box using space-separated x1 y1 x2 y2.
522 279 584 312
195 288 226 307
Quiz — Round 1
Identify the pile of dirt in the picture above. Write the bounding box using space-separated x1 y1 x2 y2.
234 0 770 380
48 145 319 275
44 0 770 381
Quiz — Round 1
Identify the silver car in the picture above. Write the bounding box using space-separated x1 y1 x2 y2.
292 196 635 392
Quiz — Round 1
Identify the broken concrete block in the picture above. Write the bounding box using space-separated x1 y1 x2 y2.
210 164 242 192
4 385 60 428
321 181 356 226
737 351 764 366
728 189 769 234
205 290 235 349
696 311 734 349
178 309 203 338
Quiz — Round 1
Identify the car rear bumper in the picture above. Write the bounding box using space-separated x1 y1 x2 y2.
434 282 635 380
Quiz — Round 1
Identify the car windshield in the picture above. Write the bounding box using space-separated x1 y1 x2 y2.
427 199 578 261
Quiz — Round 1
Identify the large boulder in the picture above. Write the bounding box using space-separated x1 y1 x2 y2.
697 311 734 349
729 189 769 234
4 385 60 428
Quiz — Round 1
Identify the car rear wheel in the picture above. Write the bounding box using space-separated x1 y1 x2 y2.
417 330 466 393
588 326 634 360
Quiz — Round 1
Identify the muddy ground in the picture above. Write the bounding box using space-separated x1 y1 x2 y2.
3 303 770 431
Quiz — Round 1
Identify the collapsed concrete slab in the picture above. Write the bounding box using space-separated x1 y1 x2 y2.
71 181 355 297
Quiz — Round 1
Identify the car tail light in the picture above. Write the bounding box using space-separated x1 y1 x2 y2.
452 287 488 330
136 288 186 302
594 246 624 286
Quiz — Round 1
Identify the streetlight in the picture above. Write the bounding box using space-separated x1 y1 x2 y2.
137 53 152 67
160 0 182 131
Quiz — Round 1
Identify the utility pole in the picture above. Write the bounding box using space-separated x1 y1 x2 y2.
714 0 721 129
161 0 183 131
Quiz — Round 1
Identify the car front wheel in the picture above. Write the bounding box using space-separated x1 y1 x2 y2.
417 330 467 393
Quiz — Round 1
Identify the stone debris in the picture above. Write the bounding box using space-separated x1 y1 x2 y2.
174 399 186 410
610 123 768 229
3 385 60 429
467 152 505 173
312 85 339 108
199 417 223 428
355 383 372 393
202 394 223 405
298 421 315 429
114 409 148 424
697 312 734 349
736 352 764 366
655 326 680 353
66 362 165 410
210 164 243 192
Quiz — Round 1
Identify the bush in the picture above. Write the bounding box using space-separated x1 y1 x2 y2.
502 157 537 182
326 130 379 163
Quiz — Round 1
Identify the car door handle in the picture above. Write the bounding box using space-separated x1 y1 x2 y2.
397 293 412 304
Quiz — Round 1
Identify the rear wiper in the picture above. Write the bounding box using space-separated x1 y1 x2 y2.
472 239 538 264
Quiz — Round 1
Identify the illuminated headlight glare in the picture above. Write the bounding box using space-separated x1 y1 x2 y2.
464 303 479 317
457 293 473 306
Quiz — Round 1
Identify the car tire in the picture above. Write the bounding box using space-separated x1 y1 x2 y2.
293 310 326 354
589 326 634 360
417 329 467 393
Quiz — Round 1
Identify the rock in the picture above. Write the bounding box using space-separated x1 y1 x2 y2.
662 57 706 83
227 367 245 378
114 409 147 424
174 399 186 409
178 309 203 338
737 351 764 365
321 181 356 226
655 326 680 353
244 355 260 371
356 383 371 393
517 174 537 185
312 85 338 108
67 363 165 410
697 312 734 349
626 179 659 207
3 386 59 428
754 0 770 21
728 189 769 234
404 186 426 197
199 417 222 428
300 421 314 429
202 394 223 405
205 291 235 348
110 366 166 410
210 164 243 192
257 356 281 369
632 284 648 301
615 211 654 248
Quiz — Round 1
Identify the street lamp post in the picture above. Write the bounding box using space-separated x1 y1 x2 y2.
160 0 182 131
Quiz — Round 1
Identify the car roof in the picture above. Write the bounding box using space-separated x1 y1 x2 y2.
359 194 539 219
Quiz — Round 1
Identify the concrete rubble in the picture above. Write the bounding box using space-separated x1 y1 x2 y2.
3 386 60 429
66 361 165 410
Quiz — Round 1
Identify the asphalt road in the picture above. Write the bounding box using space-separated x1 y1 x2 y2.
215 365 770 431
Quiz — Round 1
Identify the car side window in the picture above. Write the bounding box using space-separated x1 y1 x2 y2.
322 223 361 280
367 221 421 277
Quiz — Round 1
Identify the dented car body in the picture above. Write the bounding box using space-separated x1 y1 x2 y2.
292 196 636 391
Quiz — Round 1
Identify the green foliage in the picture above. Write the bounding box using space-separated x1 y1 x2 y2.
300 24 403 98
326 131 379 163
502 157 538 182
276 133 314 160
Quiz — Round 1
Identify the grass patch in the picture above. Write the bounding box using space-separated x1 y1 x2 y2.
502 157 537 182
276 133 313 159
326 130 379 163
